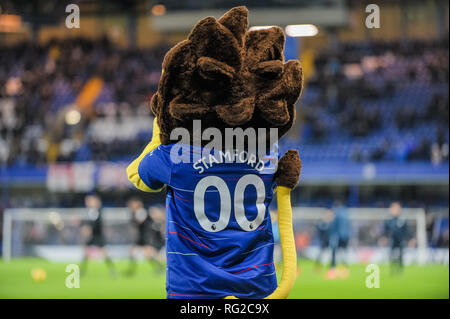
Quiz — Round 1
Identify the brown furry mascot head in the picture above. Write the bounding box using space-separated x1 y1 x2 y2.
150 6 303 146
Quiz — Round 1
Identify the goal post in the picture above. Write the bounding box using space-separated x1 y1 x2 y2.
1 206 430 264
290 207 428 265
2 208 133 262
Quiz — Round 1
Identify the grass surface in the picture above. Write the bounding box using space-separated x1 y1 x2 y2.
0 258 448 299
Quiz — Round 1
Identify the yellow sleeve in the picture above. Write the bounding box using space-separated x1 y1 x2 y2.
264 186 297 299
126 117 164 192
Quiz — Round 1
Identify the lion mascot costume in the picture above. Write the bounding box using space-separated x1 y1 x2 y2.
127 6 303 299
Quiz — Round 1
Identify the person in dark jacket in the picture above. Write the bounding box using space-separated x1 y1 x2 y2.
326 201 351 279
125 197 164 275
80 193 116 277
384 201 408 274
315 209 334 270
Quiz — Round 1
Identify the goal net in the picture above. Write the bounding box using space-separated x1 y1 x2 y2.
289 207 432 265
2 206 437 264
2 208 134 262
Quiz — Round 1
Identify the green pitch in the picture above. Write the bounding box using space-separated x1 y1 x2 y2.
0 258 448 299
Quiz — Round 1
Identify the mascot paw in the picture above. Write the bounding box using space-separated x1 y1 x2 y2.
275 150 302 189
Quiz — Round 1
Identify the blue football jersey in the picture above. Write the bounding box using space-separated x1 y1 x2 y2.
138 144 278 299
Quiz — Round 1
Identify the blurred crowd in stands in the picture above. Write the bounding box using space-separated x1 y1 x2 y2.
295 39 449 164
0 37 168 166
0 37 448 166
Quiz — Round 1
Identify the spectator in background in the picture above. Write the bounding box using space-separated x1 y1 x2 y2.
147 205 166 273
80 193 117 277
326 201 351 280
431 126 450 165
125 198 165 275
408 138 432 161
315 209 334 271
370 139 391 161
396 105 418 130
125 196 153 275
383 202 408 274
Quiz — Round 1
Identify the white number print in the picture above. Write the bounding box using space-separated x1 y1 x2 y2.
234 174 266 231
193 174 266 232
194 176 231 232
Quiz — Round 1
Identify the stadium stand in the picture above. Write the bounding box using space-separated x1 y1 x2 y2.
0 38 448 166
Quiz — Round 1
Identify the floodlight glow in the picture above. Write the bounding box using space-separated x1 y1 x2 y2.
65 109 81 125
249 26 276 31
152 4 166 16
285 24 318 37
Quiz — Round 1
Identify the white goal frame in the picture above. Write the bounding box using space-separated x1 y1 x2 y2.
291 207 428 264
2 207 428 263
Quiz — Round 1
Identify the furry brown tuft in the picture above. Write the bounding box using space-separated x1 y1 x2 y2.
275 150 302 189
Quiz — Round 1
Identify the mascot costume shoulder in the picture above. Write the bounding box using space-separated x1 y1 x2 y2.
127 6 303 299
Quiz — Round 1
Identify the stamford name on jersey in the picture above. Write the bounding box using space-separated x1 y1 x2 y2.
192 149 269 174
